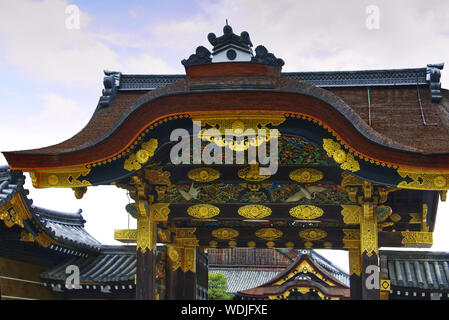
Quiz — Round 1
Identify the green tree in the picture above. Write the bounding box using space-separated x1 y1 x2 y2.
208 273 235 300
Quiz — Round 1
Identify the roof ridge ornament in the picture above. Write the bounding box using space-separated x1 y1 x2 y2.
427 62 444 103
252 45 285 67
98 70 121 108
181 24 284 67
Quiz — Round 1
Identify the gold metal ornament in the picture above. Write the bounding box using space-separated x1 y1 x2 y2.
212 228 239 240
124 139 158 171
323 242 332 248
238 163 270 182
304 241 313 248
167 245 182 271
187 168 221 182
114 229 137 243
289 205 324 220
173 228 199 249
401 231 433 247
342 229 360 249
360 202 378 257
29 167 91 188
0 194 31 228
192 113 285 152
289 168 324 183
348 247 362 276
72 186 87 199
340 205 361 224
209 240 218 247
255 228 283 240
151 203 171 221
266 241 275 247
183 247 196 273
397 168 449 190
238 204 272 219
137 215 157 253
19 230 53 248
285 241 294 248
390 213 402 222
323 139 360 172
35 232 53 248
145 167 171 185
187 204 220 219
157 228 171 243
175 228 197 240
298 229 327 241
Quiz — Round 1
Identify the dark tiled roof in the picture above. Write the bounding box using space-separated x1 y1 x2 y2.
119 74 185 90
0 165 24 206
380 250 449 291
31 206 102 251
118 67 429 91
41 246 136 285
0 166 101 253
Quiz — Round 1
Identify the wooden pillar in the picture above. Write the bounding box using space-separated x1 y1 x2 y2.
136 200 157 300
360 201 380 300
166 229 198 300
348 245 362 300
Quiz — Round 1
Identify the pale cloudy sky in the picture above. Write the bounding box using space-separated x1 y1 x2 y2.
1 0 449 272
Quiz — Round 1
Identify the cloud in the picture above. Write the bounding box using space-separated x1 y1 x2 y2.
38 92 82 119
125 53 180 74
0 0 120 86
146 0 449 82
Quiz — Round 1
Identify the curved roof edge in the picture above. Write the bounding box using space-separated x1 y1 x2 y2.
0 166 102 253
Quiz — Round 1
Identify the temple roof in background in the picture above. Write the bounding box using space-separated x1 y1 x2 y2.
381 250 449 292
41 245 136 292
0 165 101 255
208 248 349 294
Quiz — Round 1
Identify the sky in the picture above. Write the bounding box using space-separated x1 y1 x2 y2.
1 0 449 273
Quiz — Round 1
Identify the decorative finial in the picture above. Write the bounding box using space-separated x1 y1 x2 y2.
182 24 285 67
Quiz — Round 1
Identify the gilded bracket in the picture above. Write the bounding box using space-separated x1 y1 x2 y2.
360 202 378 257
397 168 449 190
340 172 397 204
20 231 53 248
0 194 31 228
29 167 91 189
167 228 199 273
136 200 157 253
114 229 137 243
401 231 433 247
348 245 362 276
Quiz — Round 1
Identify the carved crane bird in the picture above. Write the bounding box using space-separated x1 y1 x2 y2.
285 185 326 202
179 183 200 201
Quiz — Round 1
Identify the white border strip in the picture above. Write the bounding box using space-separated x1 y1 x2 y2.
0 275 45 286
1 295 37 300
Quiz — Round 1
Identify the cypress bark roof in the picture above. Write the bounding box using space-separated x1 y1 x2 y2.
4 65 448 164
